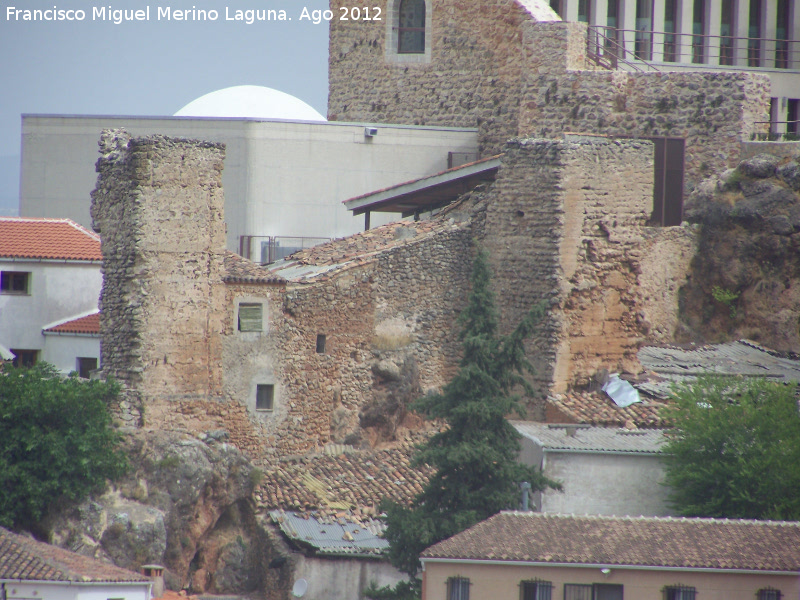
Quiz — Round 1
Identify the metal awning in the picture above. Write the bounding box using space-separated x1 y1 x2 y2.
343 155 502 218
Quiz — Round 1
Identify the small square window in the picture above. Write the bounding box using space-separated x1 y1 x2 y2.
1 271 30 294
77 357 98 379
316 334 327 353
758 590 782 600
238 303 263 332
664 586 696 600
256 384 274 411
521 580 552 600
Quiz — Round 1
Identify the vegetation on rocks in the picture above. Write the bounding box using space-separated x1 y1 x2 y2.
0 363 128 530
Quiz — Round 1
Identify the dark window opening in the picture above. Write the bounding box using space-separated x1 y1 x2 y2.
720 0 735 65
1 271 30 294
238 303 263 332
664 585 697 600
521 580 552 600
447 577 470 600
550 0 562 17
748 0 763 67
692 0 706 63
663 0 678 61
593 583 623 600
11 349 38 368
788 99 799 136
397 0 425 53
256 384 274 411
776 0 790 67
316 334 327 354
77 357 98 379
578 0 590 23
758 589 782 600
652 137 686 226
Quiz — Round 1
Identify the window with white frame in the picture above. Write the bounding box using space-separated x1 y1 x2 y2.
386 0 430 63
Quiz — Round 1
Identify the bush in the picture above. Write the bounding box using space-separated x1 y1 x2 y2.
0 363 128 529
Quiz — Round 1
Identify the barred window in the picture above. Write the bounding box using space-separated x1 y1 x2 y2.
664 585 696 600
447 577 470 600
757 589 782 600
521 580 552 600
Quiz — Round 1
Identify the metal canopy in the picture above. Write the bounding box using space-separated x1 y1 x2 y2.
344 155 502 217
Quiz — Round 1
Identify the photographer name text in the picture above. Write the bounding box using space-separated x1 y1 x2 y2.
4 5 381 25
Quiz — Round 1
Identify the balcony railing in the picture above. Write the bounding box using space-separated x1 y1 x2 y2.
238 235 331 264
589 25 799 71
752 121 800 141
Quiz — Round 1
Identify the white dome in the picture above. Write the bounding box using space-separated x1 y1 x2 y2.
174 85 326 121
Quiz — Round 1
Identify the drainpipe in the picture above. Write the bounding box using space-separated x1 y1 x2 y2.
520 481 532 511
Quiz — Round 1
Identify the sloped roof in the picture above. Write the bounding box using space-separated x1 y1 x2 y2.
512 421 665 454
269 509 388 556
421 512 800 572
43 311 100 335
0 527 150 583
0 217 101 261
264 212 468 284
257 440 432 514
546 390 669 428
222 250 285 284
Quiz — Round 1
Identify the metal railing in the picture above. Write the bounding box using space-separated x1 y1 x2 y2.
238 235 331 264
587 26 659 71
752 121 800 141
589 26 800 70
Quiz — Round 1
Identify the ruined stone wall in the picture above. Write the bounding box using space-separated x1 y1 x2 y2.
327 0 561 155
519 24 772 190
223 225 472 458
91 131 227 423
481 137 695 403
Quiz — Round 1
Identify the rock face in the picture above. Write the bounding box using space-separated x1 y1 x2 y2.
46 429 262 594
680 152 800 351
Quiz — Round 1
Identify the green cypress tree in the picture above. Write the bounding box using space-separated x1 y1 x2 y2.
379 249 561 584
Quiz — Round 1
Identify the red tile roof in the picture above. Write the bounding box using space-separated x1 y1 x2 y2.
43 312 100 335
546 391 669 428
0 527 150 583
0 217 101 261
421 512 800 572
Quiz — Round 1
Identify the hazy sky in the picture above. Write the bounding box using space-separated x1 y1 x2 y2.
0 0 333 213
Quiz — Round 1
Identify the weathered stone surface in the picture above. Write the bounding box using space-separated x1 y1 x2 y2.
738 153 781 179
777 160 800 191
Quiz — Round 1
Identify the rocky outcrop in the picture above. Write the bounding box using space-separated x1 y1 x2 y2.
680 151 800 351
46 429 262 594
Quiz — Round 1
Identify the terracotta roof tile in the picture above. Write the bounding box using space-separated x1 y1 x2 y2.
546 391 669 428
43 312 100 335
0 217 101 261
257 439 433 515
222 250 285 284
421 512 800 572
0 527 150 583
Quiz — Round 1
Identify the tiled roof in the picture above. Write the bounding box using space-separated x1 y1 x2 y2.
512 421 665 453
546 391 669 428
0 217 101 261
257 440 432 514
0 527 150 583
222 250 285 284
421 512 800 572
43 312 100 335
265 211 467 283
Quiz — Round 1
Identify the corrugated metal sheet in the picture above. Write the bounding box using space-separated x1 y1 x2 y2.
512 421 665 453
637 340 800 398
269 510 388 556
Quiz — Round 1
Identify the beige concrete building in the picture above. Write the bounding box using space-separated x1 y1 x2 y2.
420 512 800 600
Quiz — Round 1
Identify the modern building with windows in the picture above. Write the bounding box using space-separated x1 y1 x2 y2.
548 0 800 134
420 512 800 600
0 217 102 374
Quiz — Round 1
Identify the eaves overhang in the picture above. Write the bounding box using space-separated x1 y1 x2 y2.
343 155 502 217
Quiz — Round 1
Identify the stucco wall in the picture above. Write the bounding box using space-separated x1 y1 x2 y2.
6 582 151 600
422 561 798 600
291 555 406 600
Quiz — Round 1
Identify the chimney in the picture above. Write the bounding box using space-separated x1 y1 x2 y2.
142 565 165 599
520 481 532 511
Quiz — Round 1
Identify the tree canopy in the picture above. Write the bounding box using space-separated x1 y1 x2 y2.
661 376 800 520
380 249 561 581
0 363 128 530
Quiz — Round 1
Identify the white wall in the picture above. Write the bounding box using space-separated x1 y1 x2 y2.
540 451 672 517
20 116 479 254
6 581 150 600
0 259 101 372
291 554 407 600
41 334 100 375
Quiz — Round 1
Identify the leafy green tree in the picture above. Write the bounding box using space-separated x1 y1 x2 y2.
379 249 561 582
0 363 128 530
662 376 800 520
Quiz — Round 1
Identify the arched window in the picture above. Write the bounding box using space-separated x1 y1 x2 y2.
397 0 425 53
